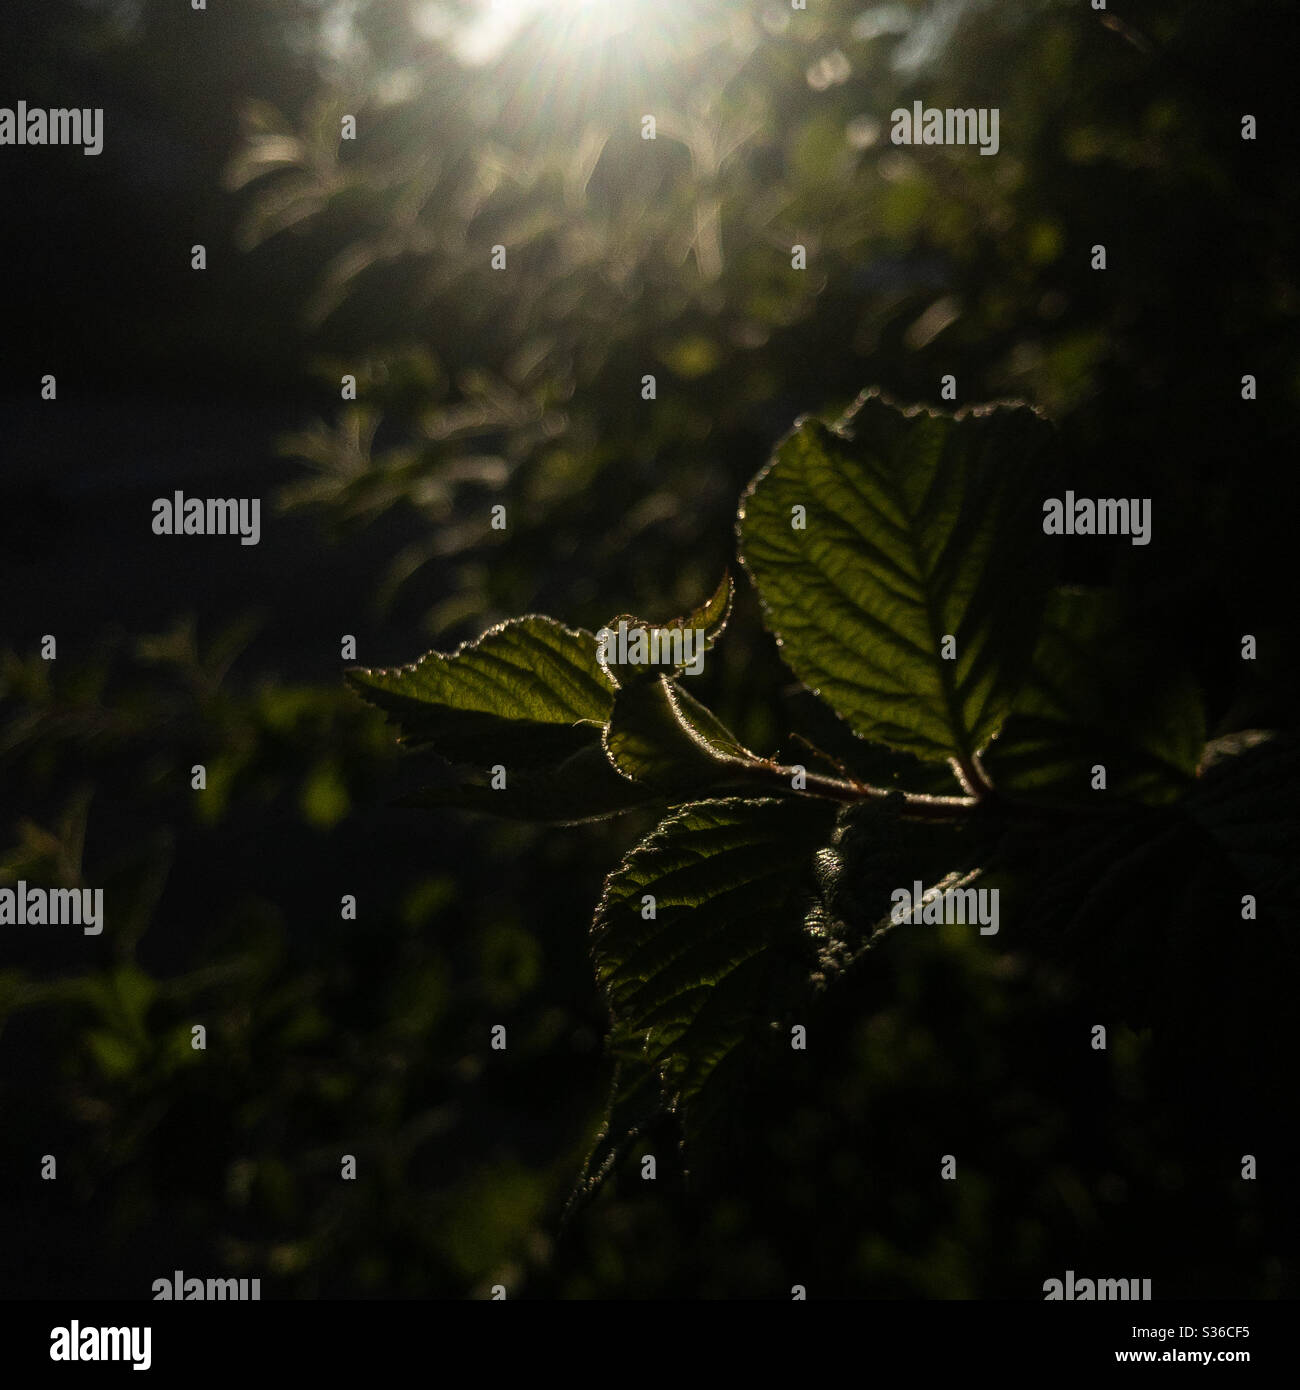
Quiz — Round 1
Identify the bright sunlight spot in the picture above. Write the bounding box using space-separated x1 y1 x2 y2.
442 0 666 66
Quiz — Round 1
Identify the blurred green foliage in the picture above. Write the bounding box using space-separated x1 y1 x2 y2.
3 0 1298 1297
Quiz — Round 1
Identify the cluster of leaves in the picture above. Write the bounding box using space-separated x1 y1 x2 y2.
351 391 1295 1202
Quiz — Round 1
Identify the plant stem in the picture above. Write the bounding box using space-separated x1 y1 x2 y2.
953 750 994 800
742 758 977 821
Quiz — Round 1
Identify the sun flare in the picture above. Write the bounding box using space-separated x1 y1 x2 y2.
451 0 667 65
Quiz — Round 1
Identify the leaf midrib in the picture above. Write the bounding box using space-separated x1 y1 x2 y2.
860 430 974 765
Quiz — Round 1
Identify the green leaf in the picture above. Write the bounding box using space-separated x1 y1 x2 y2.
603 676 764 796
738 391 1055 764
566 1056 673 1222
591 796 836 1165
682 570 734 646
1185 731 1300 906
345 616 613 767
596 572 734 686
984 587 1206 805
346 616 663 821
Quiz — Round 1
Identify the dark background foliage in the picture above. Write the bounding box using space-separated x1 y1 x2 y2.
2 0 1297 1297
